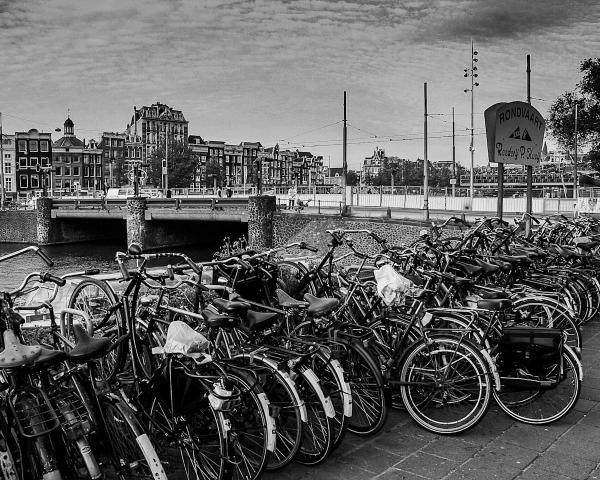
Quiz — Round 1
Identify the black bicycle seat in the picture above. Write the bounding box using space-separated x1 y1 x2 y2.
276 289 309 308
0 330 41 368
303 294 339 316
476 298 513 311
478 290 509 300
244 310 278 331
212 298 250 314
455 261 483 277
497 255 530 265
67 324 111 363
202 309 240 329
35 347 68 367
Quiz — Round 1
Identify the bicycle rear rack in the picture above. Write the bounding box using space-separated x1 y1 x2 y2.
10 386 60 438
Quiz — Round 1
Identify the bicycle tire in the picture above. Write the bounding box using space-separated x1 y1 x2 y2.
98 395 167 480
0 413 20 480
494 345 582 424
398 334 493 435
276 261 317 300
67 277 126 382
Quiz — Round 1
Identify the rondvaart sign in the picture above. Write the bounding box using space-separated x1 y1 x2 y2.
484 101 546 166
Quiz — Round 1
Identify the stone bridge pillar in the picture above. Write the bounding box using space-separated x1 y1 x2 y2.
248 195 276 250
126 197 147 249
36 197 53 245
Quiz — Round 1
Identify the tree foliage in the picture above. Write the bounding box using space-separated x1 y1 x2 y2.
146 141 197 188
548 58 600 163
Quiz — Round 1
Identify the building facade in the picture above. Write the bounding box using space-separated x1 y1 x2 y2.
15 129 52 197
362 147 386 180
1 134 16 196
125 103 189 164
100 132 126 188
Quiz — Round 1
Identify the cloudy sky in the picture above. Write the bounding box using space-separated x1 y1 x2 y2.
0 0 599 170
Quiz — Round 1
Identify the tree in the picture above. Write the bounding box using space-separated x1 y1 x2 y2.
548 58 600 169
205 157 226 188
346 170 358 186
147 141 197 188
110 152 128 187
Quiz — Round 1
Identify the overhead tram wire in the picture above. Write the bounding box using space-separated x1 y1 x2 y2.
277 120 343 144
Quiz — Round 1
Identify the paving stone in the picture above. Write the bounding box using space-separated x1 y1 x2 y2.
296 459 375 480
580 385 600 402
393 452 459 480
529 450 596 479
337 444 404 474
371 432 431 459
472 441 539 470
548 434 600 462
392 421 439 442
443 457 521 480
589 465 600 480
558 423 600 445
499 423 562 451
573 398 596 413
421 437 480 462
373 467 430 480
513 468 572 480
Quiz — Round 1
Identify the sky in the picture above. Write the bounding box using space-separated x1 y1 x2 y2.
0 0 599 171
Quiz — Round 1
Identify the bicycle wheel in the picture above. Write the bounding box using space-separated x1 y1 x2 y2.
294 367 333 465
494 345 582 424
232 356 302 471
276 261 316 300
97 396 167 480
147 391 231 480
398 335 492 434
67 277 126 382
341 342 388 436
224 370 272 480
0 413 20 480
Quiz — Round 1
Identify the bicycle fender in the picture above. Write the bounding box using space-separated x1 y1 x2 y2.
257 392 277 452
480 348 501 391
301 367 336 419
135 433 168 480
329 358 353 418
563 345 583 380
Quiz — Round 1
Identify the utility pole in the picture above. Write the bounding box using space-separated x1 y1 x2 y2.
0 113 5 209
574 103 578 209
525 54 532 232
464 41 479 208
452 107 456 197
164 123 169 195
423 82 429 221
342 91 348 210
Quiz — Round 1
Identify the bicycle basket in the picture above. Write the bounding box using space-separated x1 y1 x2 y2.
50 386 92 437
499 327 563 381
10 386 60 438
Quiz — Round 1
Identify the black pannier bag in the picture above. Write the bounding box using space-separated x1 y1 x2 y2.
498 327 563 386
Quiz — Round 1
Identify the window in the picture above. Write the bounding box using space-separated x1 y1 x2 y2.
73 166 80 176
64 181 70 189
29 157 38 167
95 166 102 176
19 175 28 188
55 166 62 176
19 157 27 168
3 153 9 159
40 140 49 152
95 157 101 164
30 175 39 188
18 140 26 152
5 178 12 191
55 179 62 188
64 166 71 176
65 156 71 164
41 157 49 166
4 163 11 174
73 155 80 163
83 166 90 176
28 141 38 152
83 155 89 164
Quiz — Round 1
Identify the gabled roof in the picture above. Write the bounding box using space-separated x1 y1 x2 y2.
53 136 84 148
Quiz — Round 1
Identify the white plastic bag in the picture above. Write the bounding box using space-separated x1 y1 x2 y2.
151 320 211 360
374 264 415 306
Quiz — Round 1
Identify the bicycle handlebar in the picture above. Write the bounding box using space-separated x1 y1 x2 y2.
0 246 54 266
9 271 67 297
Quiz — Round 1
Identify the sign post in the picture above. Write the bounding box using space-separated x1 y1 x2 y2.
485 101 545 219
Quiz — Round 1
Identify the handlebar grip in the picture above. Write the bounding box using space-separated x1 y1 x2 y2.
36 248 54 267
84 269 100 276
369 232 386 244
166 265 175 281
236 258 252 270
41 272 66 287
299 242 318 252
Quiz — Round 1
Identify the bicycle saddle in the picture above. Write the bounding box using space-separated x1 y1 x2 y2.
488 258 511 272
576 240 600 252
212 298 250 314
455 261 483 277
497 255 530 265
202 309 240 329
276 289 309 308
0 330 42 368
476 298 513 311
244 310 278 331
474 258 500 274
303 294 339 316
478 290 509 300
35 347 67 367
67 324 111 363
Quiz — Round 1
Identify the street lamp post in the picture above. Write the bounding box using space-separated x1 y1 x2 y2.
464 41 479 208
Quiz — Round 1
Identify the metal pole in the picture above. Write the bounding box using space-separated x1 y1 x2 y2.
424 82 429 220
469 41 475 208
0 113 5 208
452 107 456 197
574 103 578 209
526 54 533 232
165 124 169 194
342 91 347 209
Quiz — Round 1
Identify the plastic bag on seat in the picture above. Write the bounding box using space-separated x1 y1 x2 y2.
151 320 211 361
374 264 415 306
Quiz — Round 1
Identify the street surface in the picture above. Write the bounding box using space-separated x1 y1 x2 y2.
257 321 600 480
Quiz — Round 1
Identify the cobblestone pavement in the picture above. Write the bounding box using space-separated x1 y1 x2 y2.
259 321 600 480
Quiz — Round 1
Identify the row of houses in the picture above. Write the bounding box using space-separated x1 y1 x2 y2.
0 102 326 198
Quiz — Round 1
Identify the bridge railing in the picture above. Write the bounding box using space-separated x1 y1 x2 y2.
50 197 250 211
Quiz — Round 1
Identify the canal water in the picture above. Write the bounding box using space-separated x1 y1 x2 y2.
0 241 218 291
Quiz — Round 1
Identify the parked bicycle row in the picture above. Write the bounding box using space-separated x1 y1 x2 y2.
0 211 595 479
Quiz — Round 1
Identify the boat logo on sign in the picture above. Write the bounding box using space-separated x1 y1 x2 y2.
508 127 532 141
